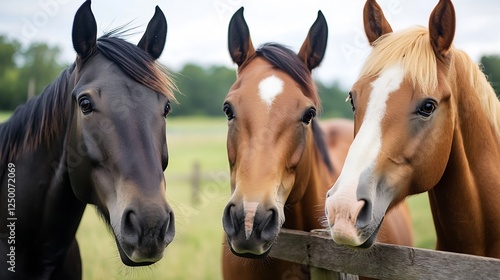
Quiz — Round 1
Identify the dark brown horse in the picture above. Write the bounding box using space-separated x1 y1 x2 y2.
221 8 412 279
0 1 176 279
326 0 500 258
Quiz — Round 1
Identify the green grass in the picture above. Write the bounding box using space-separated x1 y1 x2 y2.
0 112 436 278
407 194 437 249
0 111 12 122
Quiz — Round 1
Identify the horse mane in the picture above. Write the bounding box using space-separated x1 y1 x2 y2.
254 43 332 172
95 31 176 101
0 64 75 168
312 119 334 173
360 26 500 137
453 50 500 138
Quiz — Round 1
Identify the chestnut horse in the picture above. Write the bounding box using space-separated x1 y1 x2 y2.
222 8 412 279
0 1 175 279
326 0 500 258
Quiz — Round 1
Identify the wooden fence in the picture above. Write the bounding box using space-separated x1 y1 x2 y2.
269 228 500 279
172 163 500 278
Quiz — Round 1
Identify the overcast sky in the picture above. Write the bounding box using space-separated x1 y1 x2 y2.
1 0 499 89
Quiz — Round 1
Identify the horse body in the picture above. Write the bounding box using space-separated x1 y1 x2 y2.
326 0 500 258
0 1 176 278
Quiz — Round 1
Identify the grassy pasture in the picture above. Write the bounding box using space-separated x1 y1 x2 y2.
0 111 11 122
0 113 436 279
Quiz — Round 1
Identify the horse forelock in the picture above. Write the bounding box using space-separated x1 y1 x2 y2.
95 34 176 102
359 26 438 95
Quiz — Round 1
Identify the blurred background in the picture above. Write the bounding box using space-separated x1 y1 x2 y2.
0 0 499 279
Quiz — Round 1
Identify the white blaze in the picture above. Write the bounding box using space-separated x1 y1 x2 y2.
243 201 259 240
333 65 405 199
258 75 284 107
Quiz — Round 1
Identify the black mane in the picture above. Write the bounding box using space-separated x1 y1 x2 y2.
95 32 174 99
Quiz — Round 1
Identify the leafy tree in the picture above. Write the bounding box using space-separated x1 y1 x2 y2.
317 81 353 119
0 36 66 110
19 43 67 98
0 36 22 109
481 55 500 96
172 64 235 116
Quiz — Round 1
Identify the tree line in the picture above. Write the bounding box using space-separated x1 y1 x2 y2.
1 35 499 120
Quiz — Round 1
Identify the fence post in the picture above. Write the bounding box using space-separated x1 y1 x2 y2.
191 161 201 205
310 267 337 279
309 229 359 280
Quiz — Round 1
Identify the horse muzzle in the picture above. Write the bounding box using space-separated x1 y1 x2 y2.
325 195 381 248
116 204 175 266
222 201 281 258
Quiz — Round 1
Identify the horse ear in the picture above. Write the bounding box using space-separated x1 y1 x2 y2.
138 6 167 60
298 11 328 71
228 7 255 67
429 0 455 58
363 0 393 45
72 0 97 60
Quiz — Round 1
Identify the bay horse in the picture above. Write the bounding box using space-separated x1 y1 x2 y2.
326 0 500 258
222 8 413 279
0 1 176 279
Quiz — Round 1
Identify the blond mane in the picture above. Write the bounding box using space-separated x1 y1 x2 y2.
359 26 500 138
455 50 500 138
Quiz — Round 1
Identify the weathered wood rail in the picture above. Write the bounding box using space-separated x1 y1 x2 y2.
269 228 500 279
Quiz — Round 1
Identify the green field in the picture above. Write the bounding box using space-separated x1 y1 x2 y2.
0 114 436 279
0 111 11 122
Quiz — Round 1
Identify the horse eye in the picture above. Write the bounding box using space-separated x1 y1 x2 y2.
301 108 316 125
346 91 355 112
78 97 93 114
163 101 171 118
417 100 437 118
223 103 234 121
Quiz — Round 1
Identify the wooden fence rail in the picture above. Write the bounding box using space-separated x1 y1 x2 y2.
269 229 500 279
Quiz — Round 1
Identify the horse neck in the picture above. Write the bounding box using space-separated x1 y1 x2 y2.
430 56 500 257
283 126 333 231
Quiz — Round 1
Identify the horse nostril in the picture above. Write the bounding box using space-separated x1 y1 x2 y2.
222 203 238 236
259 208 279 241
161 210 175 244
122 209 141 244
355 199 372 229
